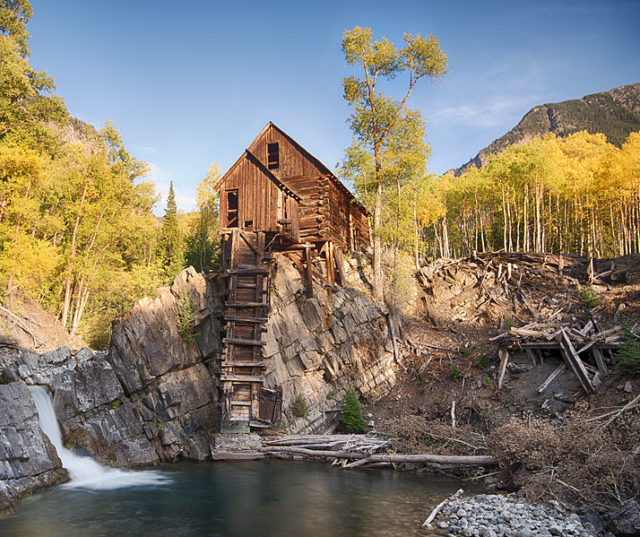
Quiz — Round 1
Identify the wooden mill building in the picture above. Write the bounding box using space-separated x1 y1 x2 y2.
214 122 370 431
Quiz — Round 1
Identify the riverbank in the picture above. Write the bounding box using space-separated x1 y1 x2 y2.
425 493 640 537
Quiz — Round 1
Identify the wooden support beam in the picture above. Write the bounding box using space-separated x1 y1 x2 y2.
223 316 268 323
304 245 314 298
224 302 269 308
592 347 608 374
537 363 566 393
556 328 594 393
221 375 264 383
223 337 266 346
226 268 269 275
334 246 346 286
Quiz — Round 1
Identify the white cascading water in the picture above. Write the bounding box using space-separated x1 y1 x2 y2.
28 386 171 490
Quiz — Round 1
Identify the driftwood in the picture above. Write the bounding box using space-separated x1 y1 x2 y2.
451 400 456 428
423 488 464 528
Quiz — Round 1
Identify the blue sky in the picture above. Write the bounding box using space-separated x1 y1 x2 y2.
28 0 640 212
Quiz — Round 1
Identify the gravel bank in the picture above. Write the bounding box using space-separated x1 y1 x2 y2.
435 494 603 537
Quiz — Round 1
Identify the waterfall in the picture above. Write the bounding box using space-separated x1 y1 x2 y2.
28 386 170 490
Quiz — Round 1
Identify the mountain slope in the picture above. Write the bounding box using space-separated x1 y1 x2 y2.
457 82 640 174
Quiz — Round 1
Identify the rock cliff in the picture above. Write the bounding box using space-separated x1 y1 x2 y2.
265 254 398 433
0 382 68 511
0 254 400 510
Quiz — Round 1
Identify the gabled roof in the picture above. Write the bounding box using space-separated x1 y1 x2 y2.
251 122 369 215
217 122 369 216
215 147 301 201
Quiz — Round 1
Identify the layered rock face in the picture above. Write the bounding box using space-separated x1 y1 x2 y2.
0 382 68 511
0 268 221 475
0 255 400 508
265 254 398 433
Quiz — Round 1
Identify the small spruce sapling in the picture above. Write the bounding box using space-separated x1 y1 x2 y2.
176 287 198 342
290 394 310 418
340 389 365 433
615 321 640 374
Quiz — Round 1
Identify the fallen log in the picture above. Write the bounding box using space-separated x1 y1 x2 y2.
423 488 464 528
259 446 497 466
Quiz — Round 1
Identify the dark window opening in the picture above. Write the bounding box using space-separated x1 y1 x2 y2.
226 189 238 228
267 142 279 170
244 220 253 229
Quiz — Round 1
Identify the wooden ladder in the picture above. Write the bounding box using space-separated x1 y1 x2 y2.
219 230 276 430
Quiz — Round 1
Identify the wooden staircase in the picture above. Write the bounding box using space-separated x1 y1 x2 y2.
219 229 281 431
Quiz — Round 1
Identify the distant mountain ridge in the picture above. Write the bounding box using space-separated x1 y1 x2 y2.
456 82 640 174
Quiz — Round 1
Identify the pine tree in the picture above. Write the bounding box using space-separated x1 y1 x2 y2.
159 181 184 280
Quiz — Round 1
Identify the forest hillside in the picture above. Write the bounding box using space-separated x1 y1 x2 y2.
456 82 640 173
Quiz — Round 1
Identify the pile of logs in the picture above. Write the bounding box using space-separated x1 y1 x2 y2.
260 434 496 468
417 252 586 326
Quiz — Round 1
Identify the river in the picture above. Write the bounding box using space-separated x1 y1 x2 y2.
0 459 475 537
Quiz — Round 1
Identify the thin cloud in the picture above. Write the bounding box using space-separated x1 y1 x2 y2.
130 144 160 157
430 95 538 128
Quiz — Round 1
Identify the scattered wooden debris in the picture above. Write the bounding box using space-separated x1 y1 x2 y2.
497 349 509 390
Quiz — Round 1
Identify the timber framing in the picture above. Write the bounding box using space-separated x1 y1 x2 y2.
215 122 372 431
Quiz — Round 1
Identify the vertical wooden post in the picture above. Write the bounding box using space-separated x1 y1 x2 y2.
334 247 346 286
325 241 335 286
304 245 314 298
348 205 354 251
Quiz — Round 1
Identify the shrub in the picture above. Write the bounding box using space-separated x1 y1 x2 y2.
450 364 462 379
111 398 121 410
176 287 198 342
326 388 337 400
505 318 515 331
474 347 489 369
581 287 600 308
290 394 310 418
481 374 493 389
615 321 640 374
340 389 365 433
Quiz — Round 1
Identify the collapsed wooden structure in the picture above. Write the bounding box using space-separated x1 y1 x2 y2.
214 122 370 431
494 320 622 394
